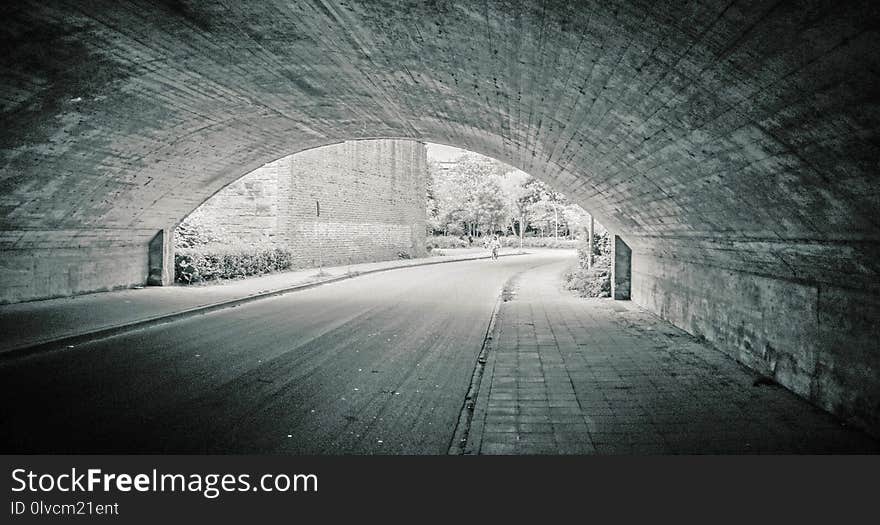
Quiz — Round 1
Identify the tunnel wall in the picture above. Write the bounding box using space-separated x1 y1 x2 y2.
0 230 154 304
632 253 880 436
184 140 427 269
0 0 876 436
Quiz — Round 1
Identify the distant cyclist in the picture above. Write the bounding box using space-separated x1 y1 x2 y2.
489 234 501 261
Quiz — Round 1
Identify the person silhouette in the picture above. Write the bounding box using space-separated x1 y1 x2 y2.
490 235 501 260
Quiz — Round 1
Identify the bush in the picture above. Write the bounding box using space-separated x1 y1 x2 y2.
563 233 612 298
175 244 293 284
498 236 579 249
174 214 223 249
426 236 469 249
427 235 580 250
562 254 612 298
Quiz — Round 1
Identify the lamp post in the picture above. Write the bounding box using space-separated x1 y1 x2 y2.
314 200 329 277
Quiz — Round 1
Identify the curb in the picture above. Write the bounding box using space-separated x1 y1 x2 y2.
447 289 503 455
0 251 526 364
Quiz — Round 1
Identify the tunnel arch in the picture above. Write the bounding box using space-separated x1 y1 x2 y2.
1 1 878 432
171 136 617 238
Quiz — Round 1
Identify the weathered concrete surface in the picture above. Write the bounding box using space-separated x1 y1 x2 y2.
0 230 154 303
0 2 878 432
632 254 880 435
184 140 427 268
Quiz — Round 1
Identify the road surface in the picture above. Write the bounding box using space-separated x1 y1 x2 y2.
0 250 572 454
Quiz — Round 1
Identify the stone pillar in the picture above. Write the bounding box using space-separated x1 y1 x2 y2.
611 234 631 300
147 229 174 286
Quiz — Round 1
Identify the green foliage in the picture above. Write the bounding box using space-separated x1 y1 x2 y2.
562 231 613 298
427 153 511 237
562 259 612 298
426 235 581 249
425 159 443 235
174 213 223 249
175 244 293 283
497 236 579 249
426 148 604 240
426 236 470 249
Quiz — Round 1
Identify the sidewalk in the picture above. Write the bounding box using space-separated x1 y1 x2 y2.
0 248 507 356
465 259 879 454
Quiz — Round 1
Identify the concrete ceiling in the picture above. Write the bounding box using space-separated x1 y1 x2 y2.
1 0 878 288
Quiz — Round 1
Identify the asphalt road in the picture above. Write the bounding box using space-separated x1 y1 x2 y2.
0 250 572 454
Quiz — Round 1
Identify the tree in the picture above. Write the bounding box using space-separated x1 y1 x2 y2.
521 178 565 239
425 146 600 245
427 152 507 237
425 159 442 234
453 154 505 236
496 169 531 248
561 203 590 239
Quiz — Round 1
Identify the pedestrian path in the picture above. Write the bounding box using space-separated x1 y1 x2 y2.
0 248 503 355
465 260 879 454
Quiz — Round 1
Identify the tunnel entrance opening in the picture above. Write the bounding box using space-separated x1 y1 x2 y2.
423 142 619 300
169 139 621 299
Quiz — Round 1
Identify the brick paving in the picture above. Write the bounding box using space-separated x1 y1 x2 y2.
466 260 880 455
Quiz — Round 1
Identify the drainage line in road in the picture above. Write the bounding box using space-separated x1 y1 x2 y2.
447 291 503 455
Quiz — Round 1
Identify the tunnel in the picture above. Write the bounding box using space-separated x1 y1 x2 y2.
0 0 878 439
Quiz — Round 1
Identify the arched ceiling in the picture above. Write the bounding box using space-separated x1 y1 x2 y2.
1 0 878 287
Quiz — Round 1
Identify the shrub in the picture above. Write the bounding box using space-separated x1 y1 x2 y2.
427 235 581 250
427 236 469 249
498 236 579 249
174 214 223 249
563 252 612 298
175 244 293 284
560 232 613 297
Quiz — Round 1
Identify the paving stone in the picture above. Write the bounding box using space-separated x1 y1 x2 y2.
480 443 516 455
472 260 879 455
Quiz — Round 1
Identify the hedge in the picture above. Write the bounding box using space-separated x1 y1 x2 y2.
426 236 470 249
426 235 579 250
498 236 579 249
175 245 293 284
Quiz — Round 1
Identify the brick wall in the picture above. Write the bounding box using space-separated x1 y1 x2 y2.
184 139 427 268
185 158 285 246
